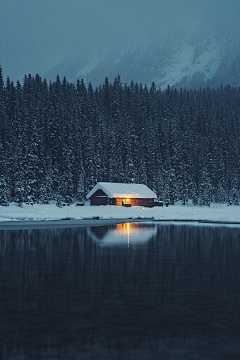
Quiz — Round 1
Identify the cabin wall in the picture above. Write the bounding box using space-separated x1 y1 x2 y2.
138 199 154 207
90 189 108 205
91 197 108 205
116 199 124 206
115 198 154 207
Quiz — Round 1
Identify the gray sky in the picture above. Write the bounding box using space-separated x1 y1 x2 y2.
0 0 239 82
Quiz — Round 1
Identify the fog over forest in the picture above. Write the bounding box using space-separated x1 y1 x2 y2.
0 0 240 84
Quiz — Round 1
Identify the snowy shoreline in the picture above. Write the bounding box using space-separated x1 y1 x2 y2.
0 202 240 228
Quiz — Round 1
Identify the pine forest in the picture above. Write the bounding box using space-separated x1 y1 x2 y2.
0 66 240 207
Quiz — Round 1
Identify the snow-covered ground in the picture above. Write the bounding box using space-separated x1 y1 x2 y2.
0 202 239 224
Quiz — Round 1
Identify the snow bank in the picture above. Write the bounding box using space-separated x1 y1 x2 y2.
0 202 240 224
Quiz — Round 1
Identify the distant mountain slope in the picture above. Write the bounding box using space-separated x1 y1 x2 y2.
45 24 240 89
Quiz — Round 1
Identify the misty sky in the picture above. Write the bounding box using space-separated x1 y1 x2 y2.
0 0 239 82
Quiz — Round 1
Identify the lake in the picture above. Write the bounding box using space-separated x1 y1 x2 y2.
1 222 240 360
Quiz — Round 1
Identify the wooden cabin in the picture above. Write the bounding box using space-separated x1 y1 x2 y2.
86 182 157 207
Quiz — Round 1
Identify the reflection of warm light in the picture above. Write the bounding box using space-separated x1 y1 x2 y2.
114 223 156 248
126 198 130 202
116 223 140 233
116 223 132 247
127 222 130 248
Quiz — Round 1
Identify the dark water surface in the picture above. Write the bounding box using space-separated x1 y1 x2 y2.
1 222 240 360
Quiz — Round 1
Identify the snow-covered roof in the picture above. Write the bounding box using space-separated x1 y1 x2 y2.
86 182 157 199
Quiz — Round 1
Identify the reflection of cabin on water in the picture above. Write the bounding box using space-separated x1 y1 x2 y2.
90 223 155 240
86 182 157 207
87 223 157 246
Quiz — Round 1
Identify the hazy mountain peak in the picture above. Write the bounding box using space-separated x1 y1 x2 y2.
45 22 240 89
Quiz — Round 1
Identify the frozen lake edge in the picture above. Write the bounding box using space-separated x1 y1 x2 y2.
1 218 240 230
1 203 240 229
0 218 153 230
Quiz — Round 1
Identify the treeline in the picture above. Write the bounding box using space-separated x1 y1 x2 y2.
0 66 240 206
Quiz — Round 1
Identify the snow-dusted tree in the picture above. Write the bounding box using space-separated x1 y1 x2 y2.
199 170 212 207
56 194 63 207
192 184 198 206
83 122 96 193
76 172 85 202
124 145 136 183
15 173 26 207
0 175 10 205
228 176 239 205
24 151 39 203
107 134 119 183
216 182 227 204
39 174 53 204
137 156 148 185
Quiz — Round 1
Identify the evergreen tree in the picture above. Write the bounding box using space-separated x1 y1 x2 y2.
199 170 212 207
0 175 10 205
